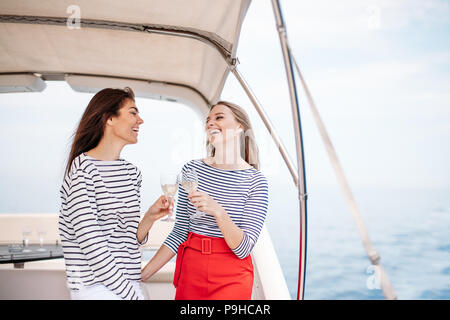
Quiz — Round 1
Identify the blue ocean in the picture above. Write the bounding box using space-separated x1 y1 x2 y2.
267 185 450 300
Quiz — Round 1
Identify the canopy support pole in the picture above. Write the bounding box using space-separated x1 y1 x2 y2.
270 0 308 301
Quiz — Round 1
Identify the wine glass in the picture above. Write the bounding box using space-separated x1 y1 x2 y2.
37 227 47 252
22 226 32 253
160 173 179 222
179 168 206 219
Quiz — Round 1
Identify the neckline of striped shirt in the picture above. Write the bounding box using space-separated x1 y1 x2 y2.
82 152 125 164
198 158 256 173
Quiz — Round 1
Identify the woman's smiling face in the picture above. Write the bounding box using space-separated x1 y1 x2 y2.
109 98 144 144
205 104 243 147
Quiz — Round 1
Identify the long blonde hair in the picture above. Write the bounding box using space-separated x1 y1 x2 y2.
206 101 260 170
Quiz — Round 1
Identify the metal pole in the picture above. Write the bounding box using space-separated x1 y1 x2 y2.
271 0 308 300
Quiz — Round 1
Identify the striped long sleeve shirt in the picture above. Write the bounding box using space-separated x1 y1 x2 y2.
58 153 147 300
163 159 269 259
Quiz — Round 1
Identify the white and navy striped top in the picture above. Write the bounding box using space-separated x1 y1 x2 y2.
58 153 146 300
163 159 269 259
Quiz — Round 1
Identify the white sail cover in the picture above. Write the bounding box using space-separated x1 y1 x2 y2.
0 0 251 114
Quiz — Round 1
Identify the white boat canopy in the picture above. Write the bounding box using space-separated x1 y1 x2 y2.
0 0 251 116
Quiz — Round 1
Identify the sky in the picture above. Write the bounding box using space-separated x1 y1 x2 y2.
0 0 449 215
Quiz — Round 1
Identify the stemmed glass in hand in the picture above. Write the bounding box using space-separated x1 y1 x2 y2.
179 168 206 219
160 173 179 222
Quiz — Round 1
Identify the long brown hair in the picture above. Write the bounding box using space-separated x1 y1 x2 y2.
206 101 260 170
65 87 135 175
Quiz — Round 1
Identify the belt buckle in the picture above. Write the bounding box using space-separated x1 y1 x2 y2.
201 238 211 254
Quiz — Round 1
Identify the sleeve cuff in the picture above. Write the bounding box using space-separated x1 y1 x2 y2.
162 238 179 254
138 233 148 246
231 234 251 259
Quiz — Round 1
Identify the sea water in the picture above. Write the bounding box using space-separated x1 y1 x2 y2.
266 185 450 300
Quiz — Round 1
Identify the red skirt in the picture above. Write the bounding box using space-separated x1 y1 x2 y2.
173 232 254 300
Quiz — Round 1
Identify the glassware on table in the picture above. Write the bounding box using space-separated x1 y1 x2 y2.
179 168 206 219
37 227 47 252
22 226 32 253
160 173 179 222
8 244 23 253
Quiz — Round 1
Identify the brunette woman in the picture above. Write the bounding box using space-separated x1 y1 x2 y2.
59 87 170 300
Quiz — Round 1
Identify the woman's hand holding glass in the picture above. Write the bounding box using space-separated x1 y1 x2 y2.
160 173 179 222
180 168 208 219
188 191 226 218
145 195 174 222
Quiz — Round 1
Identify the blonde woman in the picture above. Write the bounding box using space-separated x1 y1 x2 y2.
142 101 268 300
